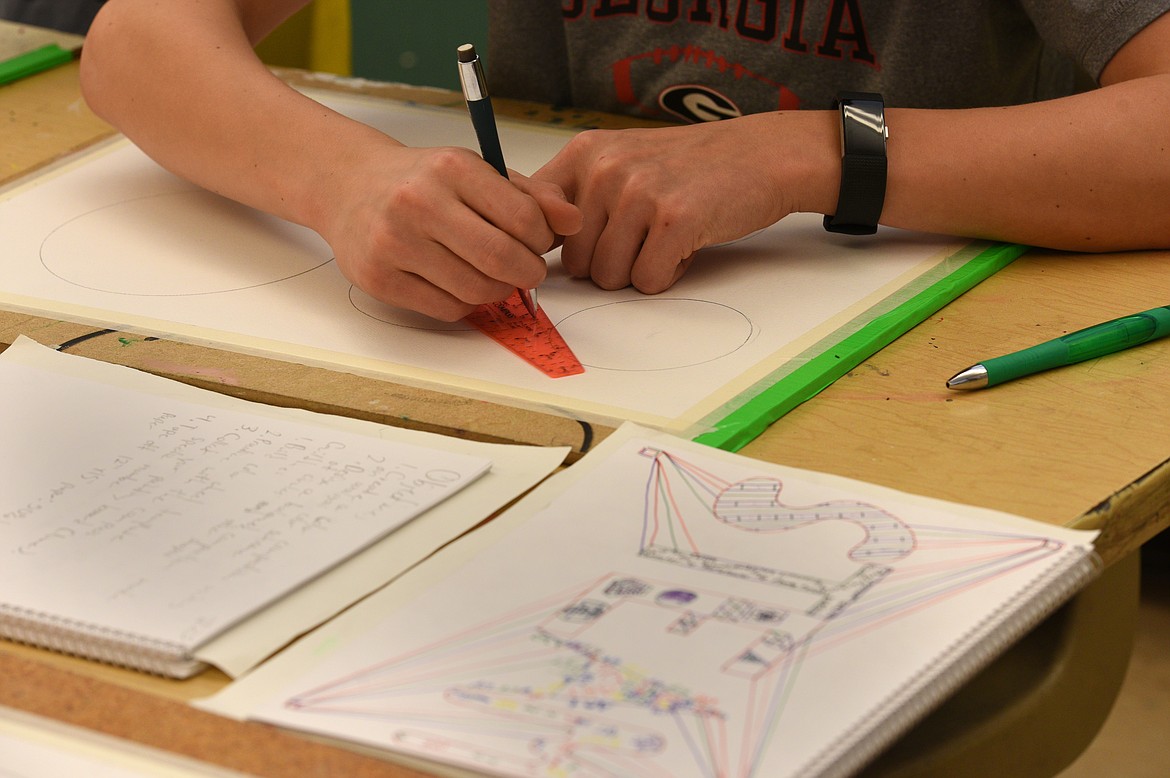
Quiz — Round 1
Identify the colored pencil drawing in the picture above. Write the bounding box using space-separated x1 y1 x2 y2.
274 446 1075 778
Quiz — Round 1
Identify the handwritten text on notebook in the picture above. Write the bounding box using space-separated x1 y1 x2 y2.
0 358 490 650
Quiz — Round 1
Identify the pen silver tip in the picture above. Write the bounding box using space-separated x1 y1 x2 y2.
946 364 988 390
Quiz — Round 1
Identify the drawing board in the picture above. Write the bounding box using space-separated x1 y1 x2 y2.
0 89 1016 444
202 423 1098 778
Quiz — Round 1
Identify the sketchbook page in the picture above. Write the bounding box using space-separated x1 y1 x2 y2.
0 337 493 662
197 438 564 677
203 423 1097 778
0 706 248 778
0 337 566 675
0 90 974 438
197 440 564 677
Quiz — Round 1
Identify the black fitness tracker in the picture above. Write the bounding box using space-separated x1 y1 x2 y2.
823 92 887 235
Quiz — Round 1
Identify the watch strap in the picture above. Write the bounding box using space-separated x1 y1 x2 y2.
824 92 887 235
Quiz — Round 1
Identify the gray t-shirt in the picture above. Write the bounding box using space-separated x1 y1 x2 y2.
487 1 1169 122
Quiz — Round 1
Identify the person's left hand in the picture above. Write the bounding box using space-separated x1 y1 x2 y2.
533 112 828 293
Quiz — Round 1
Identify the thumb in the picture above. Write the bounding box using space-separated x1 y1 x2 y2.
514 173 584 241
542 188 584 240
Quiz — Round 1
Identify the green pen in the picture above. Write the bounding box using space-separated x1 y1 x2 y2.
0 43 74 86
946 304 1170 390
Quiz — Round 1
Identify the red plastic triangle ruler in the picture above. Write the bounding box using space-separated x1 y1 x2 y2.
464 291 585 378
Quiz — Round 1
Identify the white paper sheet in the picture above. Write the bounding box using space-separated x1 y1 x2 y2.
0 90 975 436
0 337 567 675
203 423 1097 778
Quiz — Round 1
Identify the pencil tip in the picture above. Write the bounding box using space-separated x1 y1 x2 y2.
457 44 477 63
518 288 538 319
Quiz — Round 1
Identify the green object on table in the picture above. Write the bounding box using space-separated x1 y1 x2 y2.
0 43 73 86
693 241 1028 451
948 304 1170 389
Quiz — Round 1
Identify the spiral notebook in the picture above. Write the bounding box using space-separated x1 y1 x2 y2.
204 422 1100 778
0 337 503 678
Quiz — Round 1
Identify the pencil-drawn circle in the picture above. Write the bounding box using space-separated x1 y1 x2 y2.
349 287 475 331
555 299 752 371
39 191 334 296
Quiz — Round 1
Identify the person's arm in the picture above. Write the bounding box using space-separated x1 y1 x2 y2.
80 0 580 321
884 12 1170 251
535 13 1170 295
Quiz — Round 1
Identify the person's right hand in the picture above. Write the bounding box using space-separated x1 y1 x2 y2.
321 142 582 322
79 0 575 323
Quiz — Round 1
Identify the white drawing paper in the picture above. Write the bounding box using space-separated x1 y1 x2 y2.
205 424 1097 778
0 89 976 435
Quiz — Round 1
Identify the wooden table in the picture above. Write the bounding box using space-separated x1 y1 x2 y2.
2 60 1167 777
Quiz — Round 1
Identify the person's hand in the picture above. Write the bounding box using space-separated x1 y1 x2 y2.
534 113 817 293
323 143 582 321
